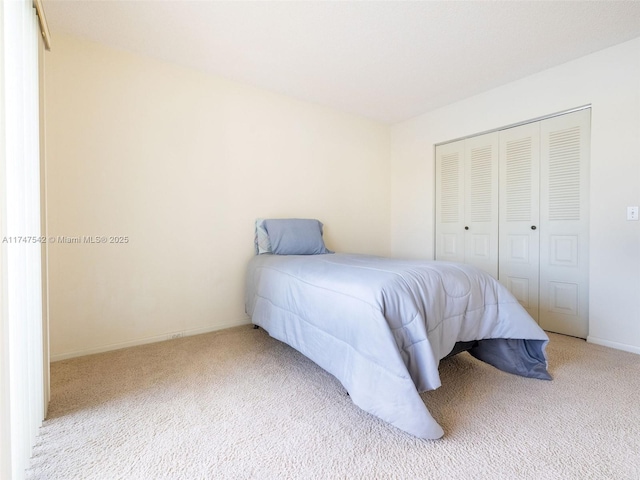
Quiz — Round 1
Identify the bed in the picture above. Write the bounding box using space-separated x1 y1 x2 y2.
245 219 551 439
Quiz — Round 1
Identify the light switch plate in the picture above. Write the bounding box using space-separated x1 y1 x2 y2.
627 206 639 221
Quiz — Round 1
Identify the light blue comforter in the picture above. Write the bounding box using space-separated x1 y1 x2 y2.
245 253 550 439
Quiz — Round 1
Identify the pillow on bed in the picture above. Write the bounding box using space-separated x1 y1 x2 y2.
254 218 272 254
263 218 332 255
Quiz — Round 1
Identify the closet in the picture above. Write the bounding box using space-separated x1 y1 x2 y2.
435 108 590 338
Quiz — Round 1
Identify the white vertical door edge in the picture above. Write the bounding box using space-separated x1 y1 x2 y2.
0 1 46 478
0 0 11 476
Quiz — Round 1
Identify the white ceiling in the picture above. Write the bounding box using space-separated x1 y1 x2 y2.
43 1 640 124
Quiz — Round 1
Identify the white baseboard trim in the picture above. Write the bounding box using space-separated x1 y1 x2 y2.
587 335 640 355
51 318 252 362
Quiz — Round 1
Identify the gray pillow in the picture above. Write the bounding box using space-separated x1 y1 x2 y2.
263 219 332 255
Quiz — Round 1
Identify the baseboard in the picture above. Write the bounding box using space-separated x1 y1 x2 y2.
587 335 640 355
50 318 252 362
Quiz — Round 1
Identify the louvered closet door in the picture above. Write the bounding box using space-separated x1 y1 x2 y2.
464 133 499 278
539 109 590 337
435 140 465 263
499 122 541 321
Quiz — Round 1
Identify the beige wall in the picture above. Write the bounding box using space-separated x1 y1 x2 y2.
390 37 640 353
45 34 391 360
47 32 640 360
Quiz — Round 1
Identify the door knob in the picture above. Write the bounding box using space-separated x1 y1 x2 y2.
531 226 537 230
464 226 469 230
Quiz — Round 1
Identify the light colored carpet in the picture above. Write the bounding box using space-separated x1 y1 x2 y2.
27 325 640 479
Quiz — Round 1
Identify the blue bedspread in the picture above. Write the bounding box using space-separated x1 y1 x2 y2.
245 253 550 439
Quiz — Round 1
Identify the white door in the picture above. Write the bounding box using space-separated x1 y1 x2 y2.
499 122 541 321
435 140 465 263
464 132 499 278
539 109 590 337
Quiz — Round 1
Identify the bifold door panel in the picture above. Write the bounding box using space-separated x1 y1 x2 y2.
435 108 590 337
